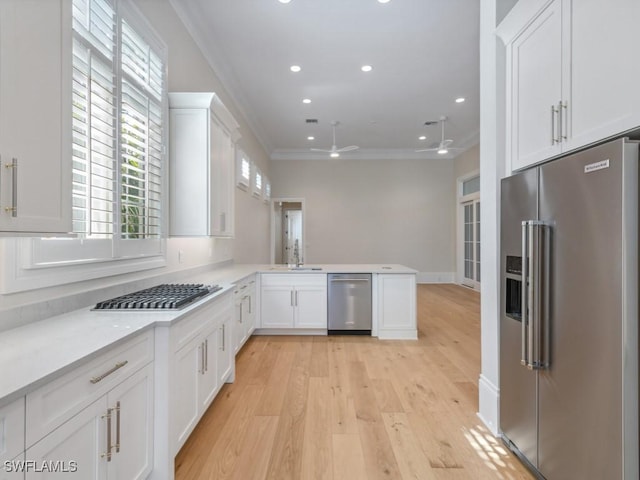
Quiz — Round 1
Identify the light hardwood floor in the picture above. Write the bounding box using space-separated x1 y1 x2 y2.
175 284 534 480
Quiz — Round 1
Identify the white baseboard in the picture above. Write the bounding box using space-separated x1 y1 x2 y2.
477 374 500 436
416 272 456 284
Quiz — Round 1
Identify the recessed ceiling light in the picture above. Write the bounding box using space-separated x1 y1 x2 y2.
307 136 315 140
438 148 449 155
455 97 466 103
302 98 311 104
330 152 340 158
419 135 427 140
278 0 291 3
361 65 373 72
290 65 301 73
378 0 391 3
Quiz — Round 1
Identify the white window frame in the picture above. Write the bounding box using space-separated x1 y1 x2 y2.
456 171 480 290
252 163 263 198
1 0 168 294
236 148 250 190
263 176 271 204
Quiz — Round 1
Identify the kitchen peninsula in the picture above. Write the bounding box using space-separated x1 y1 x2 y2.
0 263 416 480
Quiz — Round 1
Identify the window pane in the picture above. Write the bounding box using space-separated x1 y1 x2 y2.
463 175 480 196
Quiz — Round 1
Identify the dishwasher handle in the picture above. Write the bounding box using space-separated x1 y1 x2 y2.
330 278 370 283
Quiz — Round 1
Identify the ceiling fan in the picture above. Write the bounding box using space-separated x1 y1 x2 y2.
310 121 359 158
416 116 457 155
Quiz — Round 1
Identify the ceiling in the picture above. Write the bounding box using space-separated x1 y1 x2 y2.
169 0 480 160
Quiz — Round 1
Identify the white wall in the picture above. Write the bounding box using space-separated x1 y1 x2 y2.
270 158 456 281
0 0 271 321
454 144 480 180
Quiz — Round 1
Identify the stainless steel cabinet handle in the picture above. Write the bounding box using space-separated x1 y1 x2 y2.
220 213 226 232
560 101 567 141
90 360 129 384
101 408 113 461
205 339 208 372
295 290 299 306
222 323 226 351
550 105 556 145
239 301 243 323
290 290 294 306
4 158 17 216
248 295 252 314
557 101 563 143
115 401 121 453
200 343 205 375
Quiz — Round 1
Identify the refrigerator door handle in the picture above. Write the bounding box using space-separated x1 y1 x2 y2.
523 220 550 370
521 221 530 367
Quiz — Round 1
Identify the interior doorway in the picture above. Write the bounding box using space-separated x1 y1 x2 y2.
271 199 305 265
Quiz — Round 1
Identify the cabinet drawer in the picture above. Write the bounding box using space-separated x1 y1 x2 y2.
171 292 232 352
0 397 25 464
260 273 326 287
25 330 154 447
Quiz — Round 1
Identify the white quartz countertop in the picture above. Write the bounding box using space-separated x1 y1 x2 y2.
0 263 416 404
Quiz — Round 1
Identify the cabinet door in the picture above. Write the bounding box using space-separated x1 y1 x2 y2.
564 0 640 152
0 398 24 467
172 335 202 451
210 118 234 237
25 398 107 480
377 274 417 337
0 0 71 233
508 0 563 170
106 364 153 480
294 286 327 328
217 316 233 385
198 326 219 412
260 286 295 328
244 284 256 337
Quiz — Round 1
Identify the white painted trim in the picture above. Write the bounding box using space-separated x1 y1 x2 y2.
477 374 500 436
252 328 326 336
415 272 455 284
377 329 418 340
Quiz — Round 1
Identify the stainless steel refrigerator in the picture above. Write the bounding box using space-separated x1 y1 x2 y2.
499 138 639 479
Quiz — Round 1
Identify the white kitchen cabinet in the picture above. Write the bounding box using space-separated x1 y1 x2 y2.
377 274 417 340
499 0 640 171
0 397 25 479
168 92 240 237
233 275 256 353
24 331 154 480
0 0 72 234
260 274 327 330
170 292 234 453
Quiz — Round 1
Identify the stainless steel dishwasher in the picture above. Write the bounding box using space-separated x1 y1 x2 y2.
328 273 372 335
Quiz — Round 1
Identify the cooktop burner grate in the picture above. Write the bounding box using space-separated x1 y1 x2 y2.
94 283 222 310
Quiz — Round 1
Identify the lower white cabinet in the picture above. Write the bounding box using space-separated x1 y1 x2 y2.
260 274 327 329
170 292 233 454
377 274 417 340
0 397 25 480
23 331 154 480
233 275 256 353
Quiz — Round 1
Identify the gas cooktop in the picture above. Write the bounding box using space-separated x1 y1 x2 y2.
94 283 222 310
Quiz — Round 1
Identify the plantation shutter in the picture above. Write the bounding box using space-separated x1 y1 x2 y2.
120 19 163 239
71 0 116 237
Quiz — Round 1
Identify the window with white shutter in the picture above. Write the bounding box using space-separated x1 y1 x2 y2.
9 0 168 292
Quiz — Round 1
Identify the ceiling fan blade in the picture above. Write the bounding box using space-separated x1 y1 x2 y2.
415 148 438 152
310 148 333 153
336 145 359 152
441 139 453 148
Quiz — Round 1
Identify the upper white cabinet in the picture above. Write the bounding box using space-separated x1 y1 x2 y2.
0 0 72 234
499 0 640 171
260 274 327 330
168 92 240 237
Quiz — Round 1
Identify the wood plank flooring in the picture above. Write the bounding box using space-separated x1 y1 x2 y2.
175 284 534 480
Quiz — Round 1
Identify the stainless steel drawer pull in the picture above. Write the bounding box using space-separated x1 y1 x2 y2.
90 360 129 384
